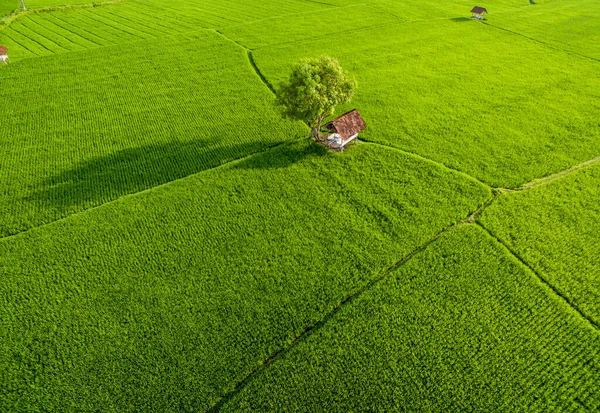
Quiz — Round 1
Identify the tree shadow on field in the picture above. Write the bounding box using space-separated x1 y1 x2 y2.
234 140 329 170
450 17 471 22
26 136 315 214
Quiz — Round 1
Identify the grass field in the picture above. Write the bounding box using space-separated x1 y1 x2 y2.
0 1 20 18
221 225 600 411
244 18 600 188
480 163 600 326
1 0 599 410
0 142 489 410
0 0 327 60
0 31 306 236
489 0 600 60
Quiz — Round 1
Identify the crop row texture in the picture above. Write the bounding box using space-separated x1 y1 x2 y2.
0 31 306 237
481 162 600 326
0 142 490 411
221 225 600 412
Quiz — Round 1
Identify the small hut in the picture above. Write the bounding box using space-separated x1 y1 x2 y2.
0 46 8 65
324 109 367 152
471 6 487 20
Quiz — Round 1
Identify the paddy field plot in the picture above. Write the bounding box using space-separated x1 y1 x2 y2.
0 142 489 411
1 0 599 411
242 17 600 188
221 225 600 412
0 31 306 237
220 225 600 411
0 0 327 60
480 162 600 326
487 0 600 60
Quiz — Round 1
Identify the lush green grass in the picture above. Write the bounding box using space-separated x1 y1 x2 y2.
23 0 93 7
489 0 600 60
0 30 308 237
0 1 20 19
0 0 329 59
480 163 600 325
221 225 600 412
222 5 398 50
1 0 599 410
0 142 489 411
246 17 600 188
0 5 181 60
368 0 530 21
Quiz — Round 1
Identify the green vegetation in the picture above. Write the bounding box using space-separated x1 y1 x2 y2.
367 0 529 19
0 142 489 410
25 0 105 7
480 163 600 325
244 18 600 188
0 1 20 19
1 0 599 410
276 56 355 140
221 225 600 412
489 0 600 60
0 31 306 236
0 0 326 60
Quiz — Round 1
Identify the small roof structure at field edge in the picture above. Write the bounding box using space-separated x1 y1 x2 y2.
324 109 367 152
471 6 487 19
0 46 8 65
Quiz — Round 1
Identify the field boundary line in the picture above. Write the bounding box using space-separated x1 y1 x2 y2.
205 186 498 411
22 14 87 49
476 222 599 331
0 141 297 244
483 22 600 64
0 0 125 32
359 140 493 189
16 16 70 51
362 141 600 193
212 29 277 95
9 25 56 53
499 154 600 194
0 29 38 54
300 0 338 7
206 219 476 412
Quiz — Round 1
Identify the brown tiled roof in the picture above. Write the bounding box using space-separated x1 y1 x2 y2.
471 6 487 14
0 46 7 55
325 109 367 141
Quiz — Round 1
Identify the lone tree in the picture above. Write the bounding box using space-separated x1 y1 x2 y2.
276 56 356 141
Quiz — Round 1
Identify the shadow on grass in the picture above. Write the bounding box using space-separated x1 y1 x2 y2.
450 17 471 22
26 136 318 212
234 139 329 170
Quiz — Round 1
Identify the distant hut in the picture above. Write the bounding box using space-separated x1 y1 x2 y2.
0 46 8 65
471 6 488 20
324 109 367 152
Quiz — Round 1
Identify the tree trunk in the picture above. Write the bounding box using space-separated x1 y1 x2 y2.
311 127 319 141
311 114 326 142
20 0 26 10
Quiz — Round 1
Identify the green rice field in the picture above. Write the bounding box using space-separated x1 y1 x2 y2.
1 0 598 411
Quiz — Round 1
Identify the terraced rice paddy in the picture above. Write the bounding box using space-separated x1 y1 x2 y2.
1 0 599 411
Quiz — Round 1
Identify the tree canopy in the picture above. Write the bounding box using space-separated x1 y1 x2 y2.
276 56 356 141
